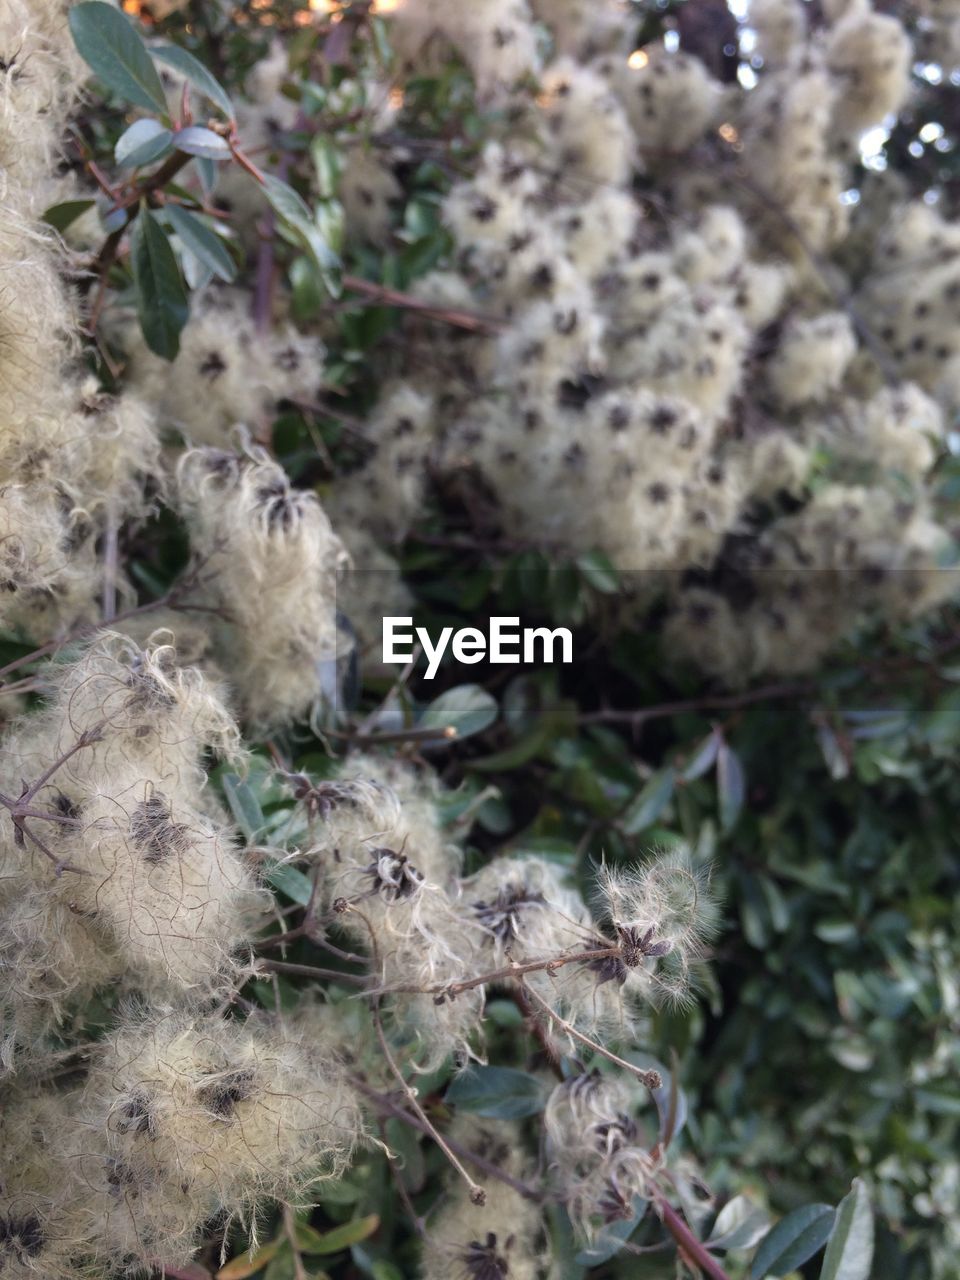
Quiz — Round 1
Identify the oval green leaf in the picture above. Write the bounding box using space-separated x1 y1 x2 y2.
681 730 720 782
43 199 96 233
173 125 231 160
131 206 189 359
295 1215 379 1255
717 740 745 832
221 772 265 840
264 862 314 908
217 1238 282 1278
69 2 167 114
164 205 236 282
750 1203 836 1280
708 1196 771 1253
446 1065 547 1118
152 43 234 119
263 175 341 288
622 767 675 834
574 1200 646 1266
576 551 619 594
420 684 498 741
116 118 174 167
819 1180 874 1280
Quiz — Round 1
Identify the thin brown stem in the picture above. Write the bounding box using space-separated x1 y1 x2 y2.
0 723 105 876
326 724 459 747
379 1117 427 1238
10 820 89 878
351 1077 543 1202
229 141 267 184
283 1204 309 1280
655 1193 731 1280
520 983 662 1090
113 150 193 213
347 901 486 1203
19 725 104 805
577 680 813 729
510 987 564 1081
369 994 485 1203
0 570 219 687
341 274 503 334
254 958 369 986
102 502 119 622
387 945 623 999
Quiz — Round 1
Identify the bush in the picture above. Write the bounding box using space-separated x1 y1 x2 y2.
0 1 958 1277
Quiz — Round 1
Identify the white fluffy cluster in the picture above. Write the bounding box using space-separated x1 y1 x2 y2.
859 203 960 421
420 1118 544 1280
390 0 542 98
330 0 960 679
0 632 261 1067
123 288 327 447
298 753 481 1069
0 2 160 644
0 1010 364 1277
913 0 960 67
291 752 715 1064
176 445 349 727
545 1070 657 1237
0 634 372 1276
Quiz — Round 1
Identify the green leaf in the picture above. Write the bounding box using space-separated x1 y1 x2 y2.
164 205 236 281
68 2 167 114
916 1086 960 1116
311 135 343 199
384 1116 426 1192
43 199 96 233
717 740 745 832
371 1263 402 1280
420 684 498 741
291 255 325 322
194 155 218 194
819 1180 873 1280
681 730 720 782
707 1197 771 1252
621 767 675 834
217 1239 282 1278
264 1247 297 1280
816 721 850 780
446 1066 547 1118
263 173 314 225
130 206 189 359
295 1215 379 1255
115 118 174 167
173 125 231 160
263 175 341 293
221 773 265 840
265 862 314 907
548 1205 587 1280
750 1204 836 1280
576 551 619 593
151 43 234 119
574 1200 646 1265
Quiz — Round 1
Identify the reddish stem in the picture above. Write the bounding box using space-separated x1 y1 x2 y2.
656 1196 731 1280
